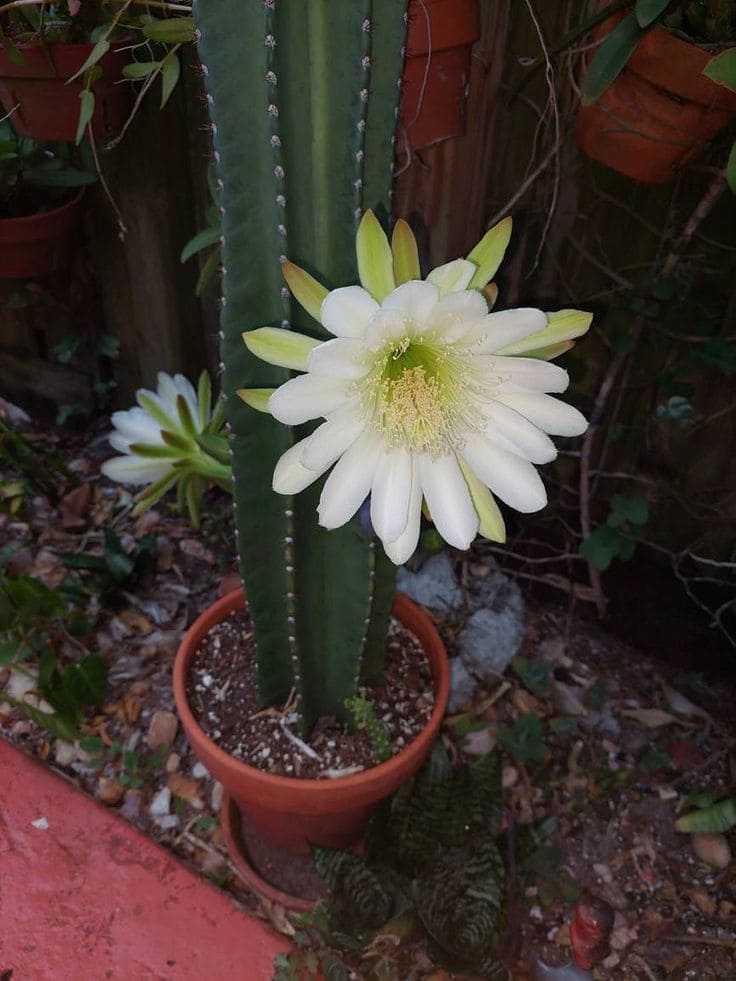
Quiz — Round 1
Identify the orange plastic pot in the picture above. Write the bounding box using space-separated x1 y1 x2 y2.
576 12 736 183
174 588 449 856
0 41 131 143
0 187 85 278
399 0 480 150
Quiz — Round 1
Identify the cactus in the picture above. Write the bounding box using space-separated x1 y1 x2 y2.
193 0 408 730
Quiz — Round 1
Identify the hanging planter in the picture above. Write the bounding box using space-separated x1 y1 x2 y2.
0 187 85 279
399 0 480 151
173 588 450 896
0 41 131 143
576 11 736 183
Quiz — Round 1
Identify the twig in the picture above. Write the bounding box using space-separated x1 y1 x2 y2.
662 933 736 950
87 126 128 240
522 0 561 273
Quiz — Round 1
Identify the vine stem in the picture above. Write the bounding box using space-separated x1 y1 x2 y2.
579 169 728 617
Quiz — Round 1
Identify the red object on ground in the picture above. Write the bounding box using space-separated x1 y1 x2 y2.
570 893 615 970
399 0 480 151
0 187 85 279
576 11 736 183
0 738 289 979
174 589 450 856
0 41 131 142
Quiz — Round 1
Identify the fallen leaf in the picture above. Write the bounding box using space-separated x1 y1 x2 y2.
660 682 710 721
621 708 678 728
688 888 716 917
668 738 705 771
59 483 91 529
692 832 731 869
552 680 588 716
167 772 205 809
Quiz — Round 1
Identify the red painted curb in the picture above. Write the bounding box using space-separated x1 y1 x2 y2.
0 738 289 980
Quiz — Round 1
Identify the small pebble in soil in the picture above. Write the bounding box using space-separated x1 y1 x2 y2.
146 710 178 750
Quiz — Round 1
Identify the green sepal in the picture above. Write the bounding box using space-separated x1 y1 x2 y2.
467 218 513 290
237 388 276 413
243 327 320 371
356 210 396 302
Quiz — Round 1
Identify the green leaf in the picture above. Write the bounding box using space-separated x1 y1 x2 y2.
76 90 95 145
512 656 551 697
728 140 736 195
142 18 196 44
103 529 135 583
581 13 645 106
160 52 181 109
180 226 221 263
195 247 221 296
549 716 578 737
67 39 111 84
635 0 672 28
497 713 547 764
676 797 736 834
608 491 649 528
122 61 158 80
703 49 736 95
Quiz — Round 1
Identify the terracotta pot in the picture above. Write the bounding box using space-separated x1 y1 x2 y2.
0 41 131 143
576 12 736 183
399 0 480 151
174 588 449 856
0 187 85 278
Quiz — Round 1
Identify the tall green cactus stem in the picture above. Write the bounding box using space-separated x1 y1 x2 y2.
194 0 407 730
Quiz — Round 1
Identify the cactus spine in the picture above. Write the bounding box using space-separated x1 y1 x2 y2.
194 0 408 729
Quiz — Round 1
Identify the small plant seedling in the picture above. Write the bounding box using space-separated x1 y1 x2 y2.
497 713 548 764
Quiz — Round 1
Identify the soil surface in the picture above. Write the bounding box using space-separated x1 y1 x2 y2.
1 402 735 978
187 609 434 779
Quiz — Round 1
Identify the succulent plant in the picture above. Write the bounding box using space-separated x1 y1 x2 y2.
194 0 410 730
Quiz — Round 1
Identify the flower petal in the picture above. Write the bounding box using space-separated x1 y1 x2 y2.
300 401 365 470
483 400 557 464
320 285 380 338
101 455 172 485
460 433 547 513
494 392 588 436
243 326 320 371
473 308 548 353
273 438 330 494
426 258 476 296
307 337 371 379
493 356 570 393
418 453 479 551
370 448 413 545
426 290 489 343
318 429 383 529
268 374 351 425
384 457 423 564
381 280 439 325
110 408 166 446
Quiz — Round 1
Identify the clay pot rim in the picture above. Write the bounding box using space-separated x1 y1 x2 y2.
0 185 85 236
173 587 449 795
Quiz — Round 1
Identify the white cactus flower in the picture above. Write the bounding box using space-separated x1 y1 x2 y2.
101 371 230 526
240 213 591 564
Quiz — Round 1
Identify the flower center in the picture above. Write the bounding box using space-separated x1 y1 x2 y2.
363 337 485 455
